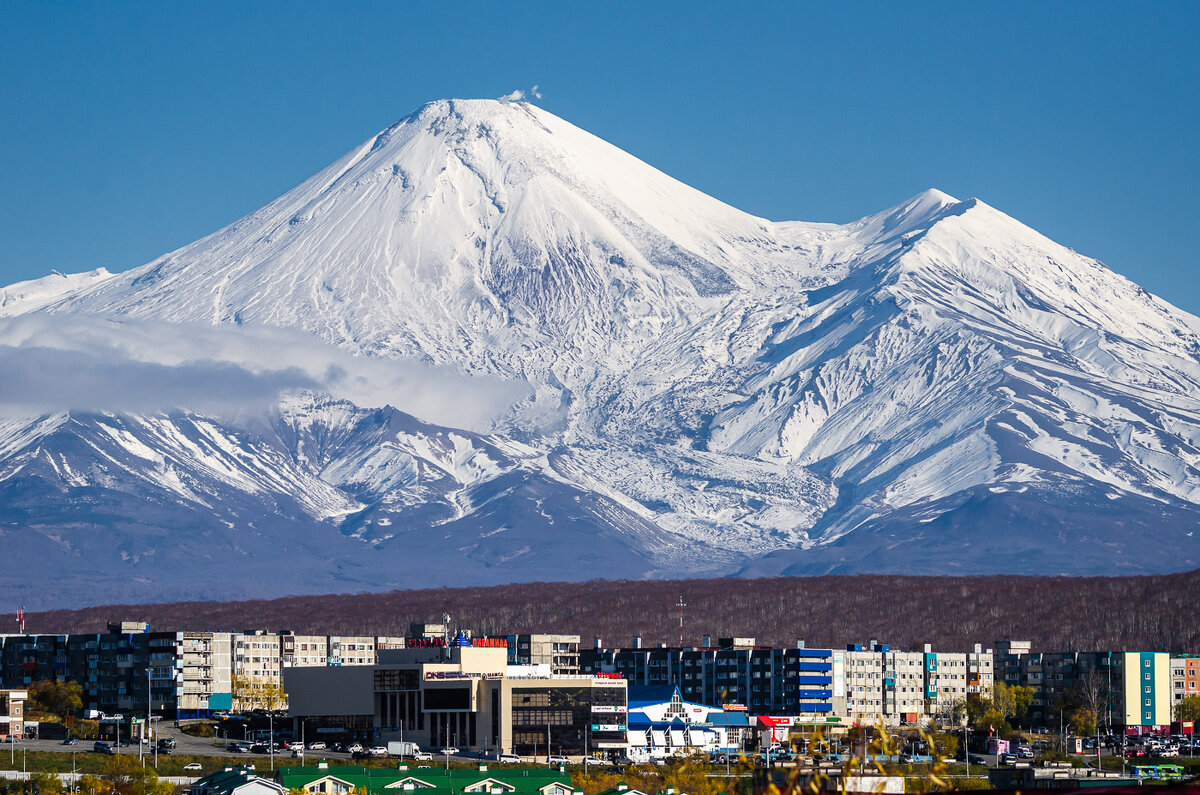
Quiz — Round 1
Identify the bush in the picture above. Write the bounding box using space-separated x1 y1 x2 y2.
182 722 217 738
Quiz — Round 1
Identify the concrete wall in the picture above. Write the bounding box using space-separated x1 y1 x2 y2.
283 666 374 717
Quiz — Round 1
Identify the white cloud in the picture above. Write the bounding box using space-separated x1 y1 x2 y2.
498 86 542 103
0 314 532 431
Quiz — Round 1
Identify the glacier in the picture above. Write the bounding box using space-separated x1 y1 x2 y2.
2 98 1199 606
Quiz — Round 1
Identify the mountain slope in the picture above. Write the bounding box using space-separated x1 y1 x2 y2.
2 98 1200 605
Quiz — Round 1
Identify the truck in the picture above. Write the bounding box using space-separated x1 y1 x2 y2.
388 741 422 758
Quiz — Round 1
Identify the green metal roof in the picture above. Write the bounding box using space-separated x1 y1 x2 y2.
273 766 571 795
194 768 285 795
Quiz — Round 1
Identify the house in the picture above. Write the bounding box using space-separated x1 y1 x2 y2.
190 767 287 795
274 765 574 795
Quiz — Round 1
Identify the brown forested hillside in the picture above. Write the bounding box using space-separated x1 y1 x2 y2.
26 571 1200 652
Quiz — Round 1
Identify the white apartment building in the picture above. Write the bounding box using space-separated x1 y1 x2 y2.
838 642 994 726
178 631 233 713
281 634 328 668
328 636 376 667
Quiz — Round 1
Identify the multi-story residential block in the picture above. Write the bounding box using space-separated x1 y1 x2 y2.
1170 655 1200 709
582 637 839 720
280 634 329 668
507 634 581 676
328 636 376 667
995 642 1170 734
234 631 283 688
176 631 233 716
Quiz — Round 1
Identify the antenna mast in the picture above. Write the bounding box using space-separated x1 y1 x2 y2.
676 596 686 647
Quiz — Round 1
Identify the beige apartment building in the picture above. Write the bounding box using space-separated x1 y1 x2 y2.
0 688 26 739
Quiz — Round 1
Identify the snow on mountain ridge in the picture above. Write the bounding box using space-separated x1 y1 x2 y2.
3 99 1200 603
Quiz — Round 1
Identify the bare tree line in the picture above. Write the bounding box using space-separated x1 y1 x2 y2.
26 570 1200 652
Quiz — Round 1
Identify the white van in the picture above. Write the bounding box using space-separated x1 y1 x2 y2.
497 753 521 763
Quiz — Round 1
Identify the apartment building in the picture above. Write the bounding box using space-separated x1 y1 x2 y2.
507 634 581 676
582 637 839 720
328 636 377 667
280 634 328 668
995 642 1170 733
177 632 233 715
1170 655 1200 708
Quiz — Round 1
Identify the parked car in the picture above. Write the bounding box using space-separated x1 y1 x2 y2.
440 747 460 756
250 744 269 754
184 763 203 771
346 743 365 753
547 755 571 765
368 746 389 757
307 742 327 751
1000 753 1017 765
497 753 521 763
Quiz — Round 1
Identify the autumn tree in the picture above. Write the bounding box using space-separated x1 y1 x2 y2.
663 752 724 795
30 773 64 795
103 753 171 795
26 679 83 718
76 776 107 795
1174 695 1200 723
1066 669 1110 736
232 674 288 712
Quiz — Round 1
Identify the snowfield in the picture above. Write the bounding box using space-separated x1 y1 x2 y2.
2 99 1199 606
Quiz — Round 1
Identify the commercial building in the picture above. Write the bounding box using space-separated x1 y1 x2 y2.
0 688 27 739
284 638 628 756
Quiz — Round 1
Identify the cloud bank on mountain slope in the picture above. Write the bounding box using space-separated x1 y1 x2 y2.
0 314 531 429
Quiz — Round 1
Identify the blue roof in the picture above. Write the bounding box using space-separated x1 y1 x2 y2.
627 685 680 708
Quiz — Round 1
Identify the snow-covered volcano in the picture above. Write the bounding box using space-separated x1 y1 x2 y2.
4 99 1200 606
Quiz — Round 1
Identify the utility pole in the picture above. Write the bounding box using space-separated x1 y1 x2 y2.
676 596 686 647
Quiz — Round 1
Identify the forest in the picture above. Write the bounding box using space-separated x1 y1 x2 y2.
26 569 1200 652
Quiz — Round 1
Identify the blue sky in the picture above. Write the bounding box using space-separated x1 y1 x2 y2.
2 2 1198 312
